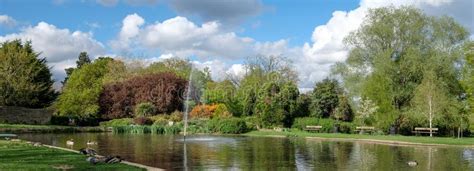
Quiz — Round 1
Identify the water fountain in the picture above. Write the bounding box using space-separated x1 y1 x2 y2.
183 67 194 140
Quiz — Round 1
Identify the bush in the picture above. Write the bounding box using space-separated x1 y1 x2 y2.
190 104 217 119
133 117 153 125
186 119 212 134
213 104 232 119
212 117 248 134
338 122 356 134
291 117 337 133
244 116 259 130
151 115 169 126
292 117 319 130
99 118 133 127
135 102 156 117
169 111 183 122
50 116 70 125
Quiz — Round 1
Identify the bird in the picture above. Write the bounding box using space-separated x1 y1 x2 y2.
66 139 74 146
407 160 418 167
79 148 97 156
86 140 98 145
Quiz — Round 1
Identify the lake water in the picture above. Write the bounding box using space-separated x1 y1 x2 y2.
19 133 474 170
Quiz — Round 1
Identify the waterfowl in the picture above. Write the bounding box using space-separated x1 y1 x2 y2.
407 160 418 167
66 139 74 146
86 140 98 145
79 148 97 156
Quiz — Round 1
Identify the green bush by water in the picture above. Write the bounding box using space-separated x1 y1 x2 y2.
292 117 355 133
99 118 133 127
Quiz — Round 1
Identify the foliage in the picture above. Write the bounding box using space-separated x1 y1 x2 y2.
99 118 133 127
333 94 354 122
0 40 57 108
292 117 319 130
309 78 341 118
255 81 299 128
133 116 153 125
190 104 218 119
461 41 474 127
56 57 114 118
213 103 232 119
291 117 340 133
99 72 187 119
134 102 156 117
169 110 183 122
62 52 91 85
210 117 248 134
333 6 469 133
356 98 378 126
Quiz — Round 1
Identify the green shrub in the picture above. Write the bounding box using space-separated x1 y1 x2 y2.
164 124 181 134
244 116 259 130
99 118 133 127
292 117 319 130
134 102 156 117
338 122 356 134
186 119 212 134
169 110 183 122
213 117 248 134
133 117 153 125
213 104 232 119
317 118 336 133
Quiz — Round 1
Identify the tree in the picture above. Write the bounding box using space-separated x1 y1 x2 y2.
461 41 474 128
334 95 354 122
62 52 91 85
56 57 113 118
0 40 57 108
309 78 341 118
356 98 378 126
254 81 299 128
333 6 469 131
99 72 187 119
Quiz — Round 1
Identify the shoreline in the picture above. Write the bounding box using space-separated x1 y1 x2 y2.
244 130 474 147
39 143 163 171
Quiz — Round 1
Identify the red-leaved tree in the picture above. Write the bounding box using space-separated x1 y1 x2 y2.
99 73 187 119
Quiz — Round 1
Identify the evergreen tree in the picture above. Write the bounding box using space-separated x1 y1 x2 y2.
0 40 57 108
62 51 91 85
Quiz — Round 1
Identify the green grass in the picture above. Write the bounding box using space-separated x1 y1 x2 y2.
0 124 104 133
245 130 474 146
0 140 143 170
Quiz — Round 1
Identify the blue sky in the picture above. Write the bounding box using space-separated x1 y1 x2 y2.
0 0 472 90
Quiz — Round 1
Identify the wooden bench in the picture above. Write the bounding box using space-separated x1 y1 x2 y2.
412 127 438 136
304 125 322 132
0 134 18 140
355 126 375 134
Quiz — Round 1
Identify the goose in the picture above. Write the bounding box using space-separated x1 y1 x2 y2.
407 160 418 167
79 148 97 156
86 140 98 145
66 139 74 146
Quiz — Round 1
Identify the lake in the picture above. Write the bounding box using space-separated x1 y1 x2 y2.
19 133 474 170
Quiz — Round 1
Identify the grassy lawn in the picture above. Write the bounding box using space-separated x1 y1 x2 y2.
0 140 143 170
245 130 474 146
0 124 104 133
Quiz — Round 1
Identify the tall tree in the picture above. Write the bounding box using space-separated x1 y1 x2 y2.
309 78 341 118
62 52 91 85
0 40 57 108
332 6 469 130
56 57 113 118
462 41 474 127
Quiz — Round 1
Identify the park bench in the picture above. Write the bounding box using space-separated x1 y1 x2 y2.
0 134 18 140
412 127 438 136
304 125 322 132
355 126 375 134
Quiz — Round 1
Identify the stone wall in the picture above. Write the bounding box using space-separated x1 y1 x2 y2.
0 106 52 124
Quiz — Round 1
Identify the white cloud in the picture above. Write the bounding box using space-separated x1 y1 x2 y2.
110 13 144 52
0 15 16 28
0 22 106 85
111 14 255 59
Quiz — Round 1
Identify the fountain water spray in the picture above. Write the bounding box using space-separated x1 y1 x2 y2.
183 67 194 140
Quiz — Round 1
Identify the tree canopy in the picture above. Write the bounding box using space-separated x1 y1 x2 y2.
0 40 57 108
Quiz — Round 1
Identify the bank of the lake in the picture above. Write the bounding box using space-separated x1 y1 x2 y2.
245 130 474 146
0 140 144 170
0 124 105 133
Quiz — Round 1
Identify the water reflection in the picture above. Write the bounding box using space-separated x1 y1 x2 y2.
19 133 474 170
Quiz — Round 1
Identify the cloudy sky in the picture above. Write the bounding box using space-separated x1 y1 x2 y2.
0 0 472 91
